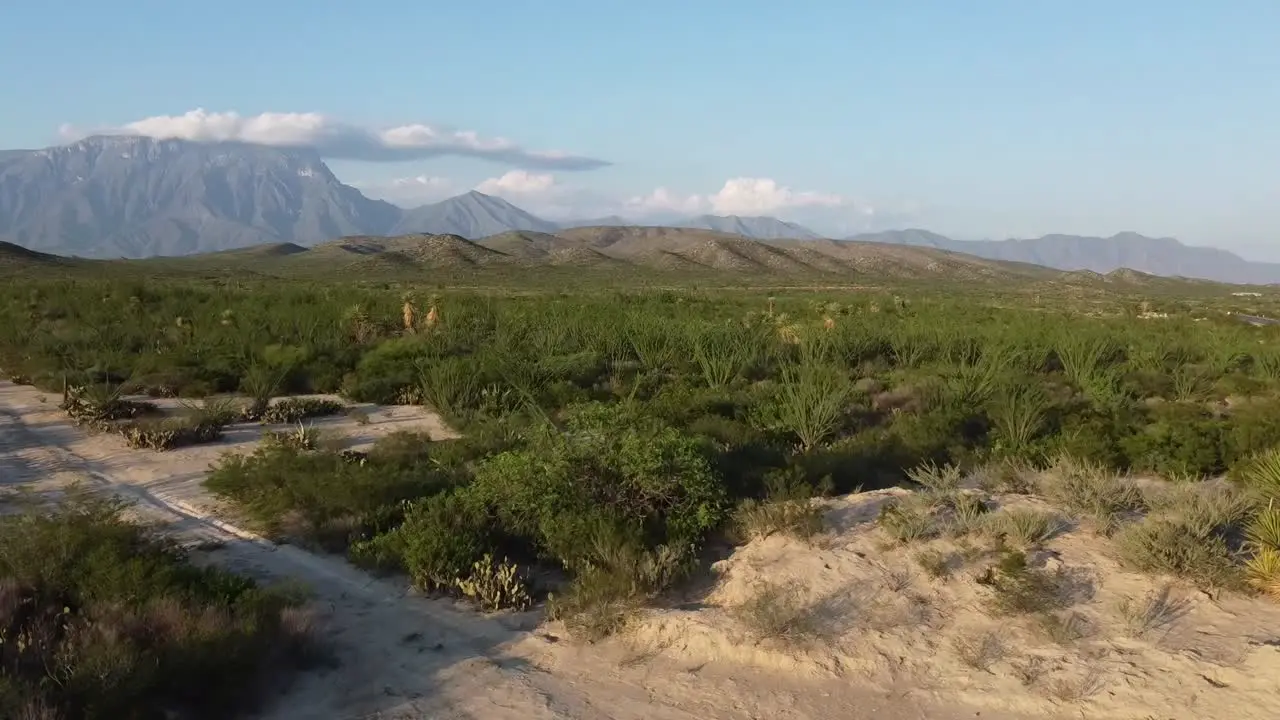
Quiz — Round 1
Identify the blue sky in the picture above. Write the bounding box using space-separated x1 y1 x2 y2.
2 1 1277 254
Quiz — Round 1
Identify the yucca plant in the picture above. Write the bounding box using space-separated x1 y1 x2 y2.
1171 365 1207 402
240 360 290 419
691 324 758 389
1246 504 1280 551
1239 449 1280 506
988 383 1050 457
1056 336 1113 389
1245 547 1280 599
416 357 479 418
766 360 854 452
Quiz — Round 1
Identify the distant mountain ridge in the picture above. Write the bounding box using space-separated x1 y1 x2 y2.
0 136 1275 284
849 229 1280 285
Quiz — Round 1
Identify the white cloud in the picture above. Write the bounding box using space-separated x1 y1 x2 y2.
625 187 706 215
354 175 456 206
624 178 848 217
475 170 557 195
57 108 609 170
708 178 845 215
362 173 900 232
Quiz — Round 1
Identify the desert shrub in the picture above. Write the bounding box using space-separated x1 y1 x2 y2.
1050 403 1140 469
1222 400 1280 466
453 554 533 612
547 527 694 641
205 444 452 550
416 355 481 419
876 495 942 543
259 397 344 424
984 508 1066 548
343 335 445 404
1235 447 1280 505
1245 547 1280 599
915 549 955 579
60 383 157 424
465 402 726 573
951 629 1006 671
730 580 823 647
119 416 224 451
1036 454 1144 533
690 323 764 389
1120 403 1226 477
759 359 855 451
1116 584 1190 638
976 550 1087 615
946 493 992 536
1113 517 1242 589
354 491 491 588
180 396 245 427
731 467 828 542
0 496 313 720
260 422 324 452
365 431 436 470
987 383 1050 459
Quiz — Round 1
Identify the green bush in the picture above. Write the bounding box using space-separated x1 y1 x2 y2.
0 496 314 720
356 492 492 589
205 444 453 550
1120 403 1225 477
466 403 727 573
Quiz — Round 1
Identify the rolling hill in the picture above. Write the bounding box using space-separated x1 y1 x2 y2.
851 230 1280 285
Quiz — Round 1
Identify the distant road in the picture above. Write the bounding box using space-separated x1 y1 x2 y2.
1233 313 1280 326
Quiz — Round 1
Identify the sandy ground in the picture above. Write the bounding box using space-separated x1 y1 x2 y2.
0 381 1019 720
630 490 1280 720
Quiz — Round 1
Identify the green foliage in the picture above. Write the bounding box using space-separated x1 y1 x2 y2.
0 495 313 720
760 359 855 451
731 467 828 542
1120 402 1226 478
259 397 345 424
988 383 1050 459
205 442 453 551
467 403 726 572
355 491 491 589
977 550 1086 615
454 555 533 612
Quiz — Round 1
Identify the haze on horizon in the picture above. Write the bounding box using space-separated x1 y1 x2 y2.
1 0 1276 259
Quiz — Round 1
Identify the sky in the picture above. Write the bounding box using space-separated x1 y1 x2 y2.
1 1 1277 255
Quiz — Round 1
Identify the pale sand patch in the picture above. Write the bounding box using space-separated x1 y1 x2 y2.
621 490 1280 720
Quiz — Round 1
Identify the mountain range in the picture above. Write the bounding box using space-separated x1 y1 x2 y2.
0 135 1276 284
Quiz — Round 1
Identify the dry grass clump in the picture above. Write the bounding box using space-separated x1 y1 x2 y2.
952 628 1007 672
1114 482 1250 590
1036 610 1095 646
733 498 825 542
977 550 1091 616
876 494 943 543
730 580 824 648
983 507 1067 549
907 461 964 496
731 469 827 543
915 549 955 579
1043 666 1106 703
1116 584 1191 638
1035 454 1144 534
